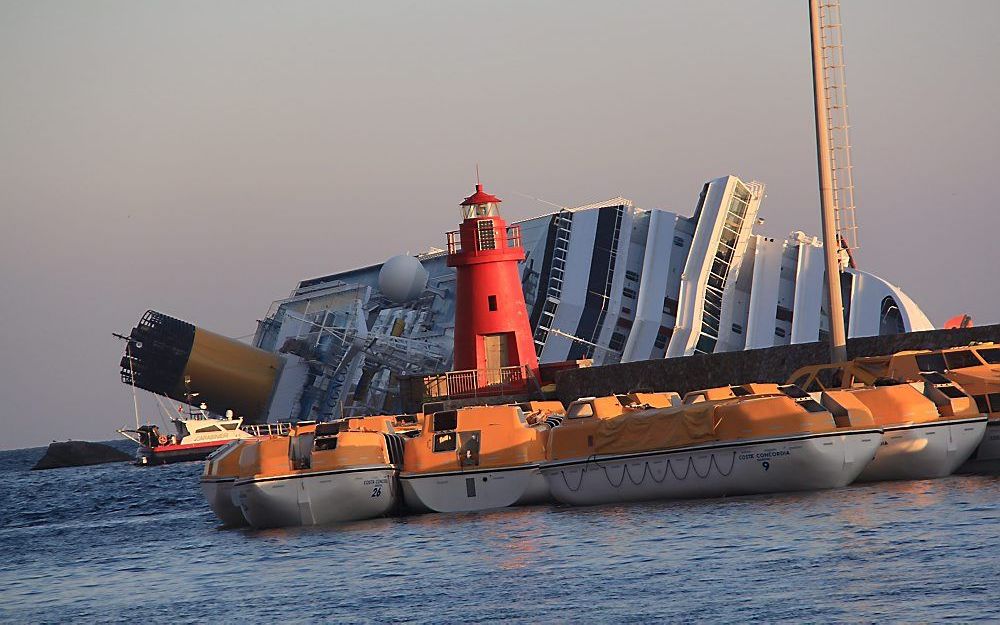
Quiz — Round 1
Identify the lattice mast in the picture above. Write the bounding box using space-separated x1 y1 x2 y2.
817 0 859 268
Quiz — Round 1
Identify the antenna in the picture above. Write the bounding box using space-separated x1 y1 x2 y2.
510 191 571 211
476 163 480 186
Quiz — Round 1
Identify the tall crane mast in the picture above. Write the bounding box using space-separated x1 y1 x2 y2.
816 0 859 269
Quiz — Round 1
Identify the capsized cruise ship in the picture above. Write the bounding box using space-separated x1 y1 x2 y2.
229 174 932 423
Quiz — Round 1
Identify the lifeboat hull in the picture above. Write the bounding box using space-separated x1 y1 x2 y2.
541 429 883 507
235 466 398 529
956 420 1000 474
200 478 247 527
856 417 988 482
400 464 550 513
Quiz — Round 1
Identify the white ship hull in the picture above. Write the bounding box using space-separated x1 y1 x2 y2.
856 417 987 483
400 465 550 513
541 429 883 507
234 466 398 529
200 478 247 527
957 421 1000 474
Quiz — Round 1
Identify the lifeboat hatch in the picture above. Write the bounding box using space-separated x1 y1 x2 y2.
465 477 476 498
458 431 481 467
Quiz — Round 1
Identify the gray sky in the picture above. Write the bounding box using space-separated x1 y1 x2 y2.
1 1 997 450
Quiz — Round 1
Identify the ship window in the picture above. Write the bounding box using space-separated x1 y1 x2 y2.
488 295 498 311
567 402 594 419
625 270 639 282
988 393 1000 412
663 297 678 317
937 386 967 399
433 432 457 452
915 353 947 373
977 348 1000 364
609 332 626 351
731 323 743 335
654 327 673 349
622 288 637 300
775 306 794 323
974 395 990 414
774 327 787 338
673 236 685 247
944 350 980 370
695 335 716 354
432 411 458 432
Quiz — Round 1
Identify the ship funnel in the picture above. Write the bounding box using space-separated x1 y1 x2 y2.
120 310 282 423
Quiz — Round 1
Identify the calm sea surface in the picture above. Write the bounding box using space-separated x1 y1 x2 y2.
1 442 998 623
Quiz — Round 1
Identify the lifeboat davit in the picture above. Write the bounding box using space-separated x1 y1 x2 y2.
399 402 564 513
233 416 415 529
540 387 883 507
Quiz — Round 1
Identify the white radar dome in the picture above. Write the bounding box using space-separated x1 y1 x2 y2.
378 254 429 303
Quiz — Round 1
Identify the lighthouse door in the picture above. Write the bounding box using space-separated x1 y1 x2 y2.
483 333 511 373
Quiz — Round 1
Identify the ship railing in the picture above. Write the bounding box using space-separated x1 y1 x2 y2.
242 422 292 437
423 365 532 401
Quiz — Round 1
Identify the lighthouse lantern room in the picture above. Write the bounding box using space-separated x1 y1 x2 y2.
446 183 539 389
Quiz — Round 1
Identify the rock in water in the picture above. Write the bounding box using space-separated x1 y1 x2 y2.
32 441 133 470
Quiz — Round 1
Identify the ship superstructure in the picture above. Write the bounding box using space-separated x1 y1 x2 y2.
242 174 931 422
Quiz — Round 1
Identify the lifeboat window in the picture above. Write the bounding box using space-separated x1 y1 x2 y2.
458 431 481 467
291 433 315 469
488 295 498 311
920 372 952 385
433 432 457 452
977 348 1000 364
196 424 224 433
944 350 981 370
432 411 458 432
938 386 968 400
314 436 338 451
316 422 343 436
915 353 947 373
566 402 594 419
220 423 239 431
778 385 809 399
974 395 990 414
729 386 751 397
987 393 1000 411
801 399 827 413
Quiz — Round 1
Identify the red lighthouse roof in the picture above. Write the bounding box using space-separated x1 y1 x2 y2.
460 183 502 206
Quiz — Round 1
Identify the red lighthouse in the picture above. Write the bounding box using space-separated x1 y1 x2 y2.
447 183 539 388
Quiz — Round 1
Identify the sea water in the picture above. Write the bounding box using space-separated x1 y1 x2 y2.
1 443 998 623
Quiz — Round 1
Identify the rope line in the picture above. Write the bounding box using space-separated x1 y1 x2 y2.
555 451 739 493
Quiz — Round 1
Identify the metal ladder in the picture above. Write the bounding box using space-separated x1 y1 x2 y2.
533 209 574 354
818 0 859 265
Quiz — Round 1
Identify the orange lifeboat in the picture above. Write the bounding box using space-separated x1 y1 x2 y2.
541 387 883 507
399 401 563 513
231 415 417 528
